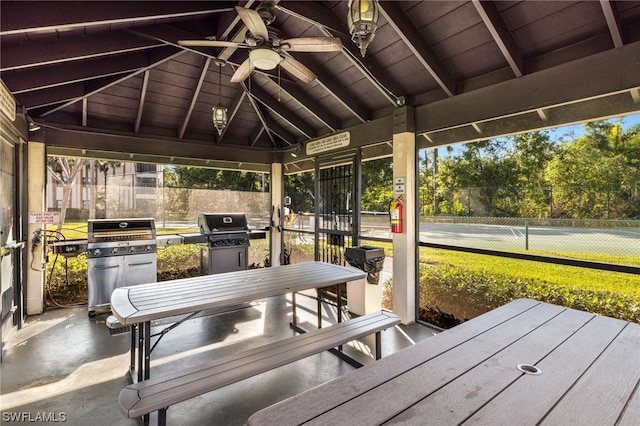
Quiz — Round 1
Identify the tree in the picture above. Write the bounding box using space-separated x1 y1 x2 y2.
545 120 639 218
47 157 85 230
361 157 393 212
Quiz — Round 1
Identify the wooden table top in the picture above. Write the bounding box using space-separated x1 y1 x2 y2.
247 298 640 426
110 261 365 325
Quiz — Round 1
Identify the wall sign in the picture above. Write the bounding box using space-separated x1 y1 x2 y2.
29 211 60 224
306 131 350 155
394 177 405 196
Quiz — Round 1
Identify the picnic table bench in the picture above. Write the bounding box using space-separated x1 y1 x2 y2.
118 311 400 425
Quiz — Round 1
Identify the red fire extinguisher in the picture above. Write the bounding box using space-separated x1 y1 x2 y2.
390 196 403 233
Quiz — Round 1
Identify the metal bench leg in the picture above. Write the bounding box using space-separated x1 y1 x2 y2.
375 331 382 360
158 408 167 426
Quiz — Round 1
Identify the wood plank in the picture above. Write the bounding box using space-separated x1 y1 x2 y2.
465 314 628 425
247 299 545 425
618 378 640 426
303 302 566 425
540 322 640 425
386 307 595 424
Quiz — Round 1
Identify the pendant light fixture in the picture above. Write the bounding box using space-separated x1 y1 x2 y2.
347 0 379 57
212 61 228 136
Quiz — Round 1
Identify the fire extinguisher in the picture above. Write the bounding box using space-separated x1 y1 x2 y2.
390 196 403 233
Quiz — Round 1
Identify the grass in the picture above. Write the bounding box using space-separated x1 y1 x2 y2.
419 247 640 298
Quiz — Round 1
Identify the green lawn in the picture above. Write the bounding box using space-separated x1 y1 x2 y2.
419 247 640 298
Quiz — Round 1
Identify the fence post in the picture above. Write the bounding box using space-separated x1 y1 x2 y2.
525 220 529 250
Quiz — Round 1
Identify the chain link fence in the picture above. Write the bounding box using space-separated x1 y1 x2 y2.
421 185 640 220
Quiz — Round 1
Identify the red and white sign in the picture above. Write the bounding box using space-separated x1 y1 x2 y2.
29 211 60 224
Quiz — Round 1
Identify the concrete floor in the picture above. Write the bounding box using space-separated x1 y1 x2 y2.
1 292 438 426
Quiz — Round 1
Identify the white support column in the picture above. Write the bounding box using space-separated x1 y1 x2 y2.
26 142 46 315
270 163 283 267
392 132 416 324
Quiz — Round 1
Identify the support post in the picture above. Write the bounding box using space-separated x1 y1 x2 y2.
26 142 46 315
392 107 417 325
270 163 283 266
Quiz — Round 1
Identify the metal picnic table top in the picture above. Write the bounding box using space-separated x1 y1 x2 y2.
110 261 366 325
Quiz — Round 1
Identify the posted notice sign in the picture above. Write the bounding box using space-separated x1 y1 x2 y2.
29 211 60 224
306 131 350 156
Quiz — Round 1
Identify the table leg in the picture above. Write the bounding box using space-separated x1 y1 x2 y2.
144 321 151 381
137 323 145 383
130 323 137 379
291 292 298 327
317 292 322 329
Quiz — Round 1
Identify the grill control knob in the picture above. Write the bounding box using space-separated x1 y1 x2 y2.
129 246 136 253
111 247 119 254
145 245 152 251
93 249 102 256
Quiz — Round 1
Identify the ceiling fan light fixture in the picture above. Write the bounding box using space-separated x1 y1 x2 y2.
249 48 281 70
347 0 379 57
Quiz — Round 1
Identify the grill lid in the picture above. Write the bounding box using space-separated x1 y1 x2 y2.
198 213 248 234
88 218 156 243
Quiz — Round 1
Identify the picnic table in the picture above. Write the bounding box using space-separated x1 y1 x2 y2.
247 298 640 425
110 261 366 382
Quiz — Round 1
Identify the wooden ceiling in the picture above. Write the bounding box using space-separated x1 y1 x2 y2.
2 1 640 172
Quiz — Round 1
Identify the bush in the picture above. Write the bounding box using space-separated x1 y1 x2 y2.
418 264 640 325
46 253 89 307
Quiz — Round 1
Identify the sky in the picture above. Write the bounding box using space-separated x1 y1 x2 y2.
437 113 640 156
547 113 640 142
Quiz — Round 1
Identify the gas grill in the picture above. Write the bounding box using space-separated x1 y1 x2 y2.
87 218 157 317
197 213 250 275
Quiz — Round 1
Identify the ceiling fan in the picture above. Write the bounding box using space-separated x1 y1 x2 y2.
178 6 342 84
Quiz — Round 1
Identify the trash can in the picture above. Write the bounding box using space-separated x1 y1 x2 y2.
344 246 385 315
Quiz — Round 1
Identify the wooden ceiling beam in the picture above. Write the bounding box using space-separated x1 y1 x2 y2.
248 84 317 139
0 32 164 72
40 50 186 117
600 0 624 48
379 1 457 96
1 52 152 94
472 0 524 77
279 2 402 107
134 70 150 134
0 2 228 35
179 57 211 139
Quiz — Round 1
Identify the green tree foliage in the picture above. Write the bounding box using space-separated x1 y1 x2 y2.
164 166 268 192
546 120 640 218
284 171 315 213
424 119 639 219
434 135 555 216
361 157 394 211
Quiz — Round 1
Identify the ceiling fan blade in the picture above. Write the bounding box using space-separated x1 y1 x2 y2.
280 56 316 84
281 37 343 52
178 40 244 48
235 6 269 41
230 58 255 83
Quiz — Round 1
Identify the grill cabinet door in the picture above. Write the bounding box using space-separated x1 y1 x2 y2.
123 254 157 286
88 256 123 311
207 247 248 274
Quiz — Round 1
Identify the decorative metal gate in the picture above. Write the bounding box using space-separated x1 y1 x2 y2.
315 156 357 265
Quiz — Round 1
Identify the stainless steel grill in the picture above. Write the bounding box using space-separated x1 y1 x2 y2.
87 218 157 317
197 213 250 275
